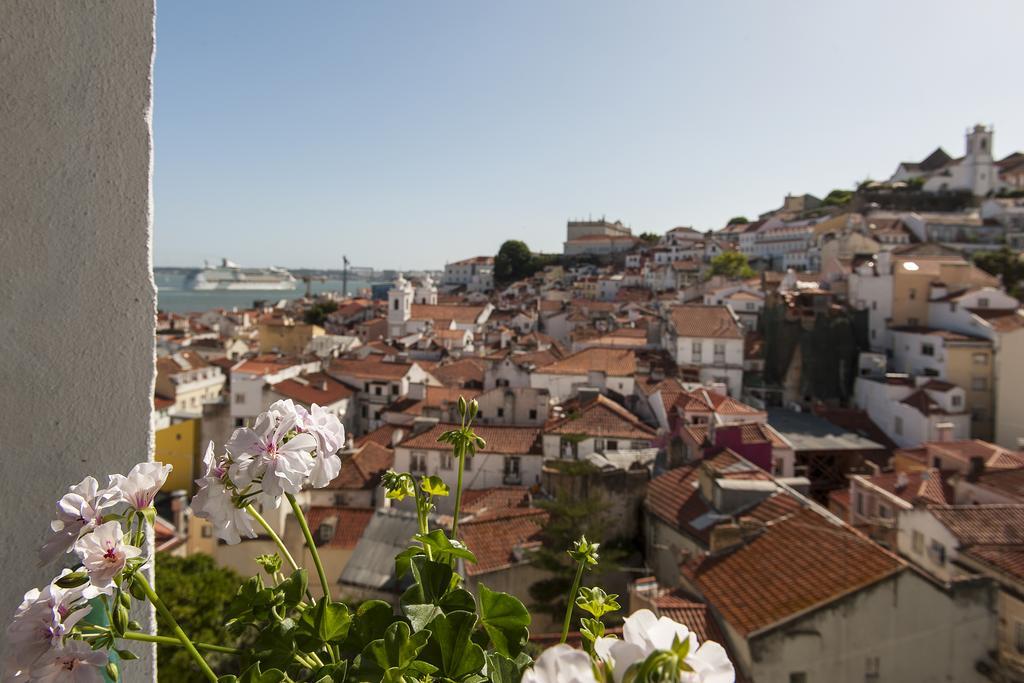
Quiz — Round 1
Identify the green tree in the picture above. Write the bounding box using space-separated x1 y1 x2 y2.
726 216 749 226
707 251 755 280
155 554 250 681
494 240 535 285
303 300 338 326
528 493 625 622
639 232 661 244
974 247 1024 299
822 189 854 207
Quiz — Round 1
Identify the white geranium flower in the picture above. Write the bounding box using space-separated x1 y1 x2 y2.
522 644 598 683
38 477 116 565
297 404 345 488
192 443 257 545
227 411 316 501
601 609 734 683
74 521 141 597
27 639 108 683
108 462 172 511
5 573 90 671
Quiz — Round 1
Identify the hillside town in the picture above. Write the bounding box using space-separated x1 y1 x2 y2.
150 125 1024 682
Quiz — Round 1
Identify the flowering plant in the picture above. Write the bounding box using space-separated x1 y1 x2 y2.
6 397 734 682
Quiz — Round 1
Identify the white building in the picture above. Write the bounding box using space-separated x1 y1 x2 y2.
891 124 1008 196
853 374 970 447
529 347 638 403
442 256 495 291
662 305 745 396
701 285 765 331
230 355 320 426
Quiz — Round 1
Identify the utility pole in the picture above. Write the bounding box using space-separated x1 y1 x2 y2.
342 255 349 297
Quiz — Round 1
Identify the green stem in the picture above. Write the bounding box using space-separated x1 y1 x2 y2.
246 504 300 573
560 562 586 644
135 574 217 682
287 493 332 602
414 487 434 561
121 631 240 655
450 442 467 542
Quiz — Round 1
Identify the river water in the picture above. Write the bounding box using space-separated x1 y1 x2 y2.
156 272 373 314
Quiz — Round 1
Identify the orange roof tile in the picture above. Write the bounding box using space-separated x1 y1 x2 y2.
430 358 486 387
668 305 742 339
329 442 394 490
546 395 656 440
271 372 353 407
305 506 375 549
410 304 487 324
535 347 637 376
398 423 541 455
329 356 414 381
458 508 548 576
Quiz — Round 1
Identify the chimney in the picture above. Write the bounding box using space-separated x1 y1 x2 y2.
935 422 954 443
895 472 909 491
709 523 744 553
967 457 985 482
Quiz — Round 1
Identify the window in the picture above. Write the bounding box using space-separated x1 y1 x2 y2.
929 540 947 566
745 302 755 311
789 674 807 683
464 454 472 471
1016 622 1024 655
497 408 504 418
391 384 398 395
607 440 618 451
933 456 942 468
713 342 726 363
865 656 880 681
201 525 213 538
360 405 367 418
440 453 453 471
234 417 244 427
952 395 962 408
878 505 890 519
972 377 988 391
235 392 245 404
973 353 988 365
921 343 934 356
907 317 919 326
909 288 916 300
894 416 903 436
855 492 864 515
978 297 990 309
374 386 382 396
393 299 399 310
691 341 702 362
872 301 877 311
912 530 924 554
410 451 427 473
504 456 521 477
529 409 537 420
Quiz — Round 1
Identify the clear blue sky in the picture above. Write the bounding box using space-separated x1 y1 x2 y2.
153 1 1024 271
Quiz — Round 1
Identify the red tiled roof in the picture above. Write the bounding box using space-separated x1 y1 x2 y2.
900 389 961 416
970 308 1024 333
961 546 1024 581
154 395 175 410
673 389 762 418
356 424 404 448
271 372 353 407
684 506 904 636
398 423 542 455
900 440 1024 470
546 395 656 440
668 305 742 339
329 356 414 381
430 358 486 387
305 506 375 549
458 508 548 576
329 442 394 490
410 304 487 324
535 347 637 376
970 467 1024 502
462 487 532 521
928 505 1024 546
234 354 308 376
652 591 731 653
858 469 952 506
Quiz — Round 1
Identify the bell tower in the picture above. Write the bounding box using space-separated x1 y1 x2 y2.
387 273 413 338
966 124 997 196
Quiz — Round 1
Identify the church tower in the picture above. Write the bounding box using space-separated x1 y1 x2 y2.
965 124 997 196
414 274 438 305
387 273 413 338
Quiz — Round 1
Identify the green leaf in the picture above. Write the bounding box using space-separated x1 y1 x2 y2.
419 610 485 680
341 600 396 658
576 586 620 618
310 661 347 683
237 662 289 683
478 584 530 657
394 546 425 580
414 530 477 565
485 651 529 683
439 588 476 614
399 556 455 608
363 621 431 673
279 568 308 607
313 598 352 643
403 604 444 633
420 475 450 497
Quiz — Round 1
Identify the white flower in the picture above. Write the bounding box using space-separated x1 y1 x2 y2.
227 411 316 501
296 404 345 488
522 644 598 683
73 521 141 597
108 462 172 511
598 609 734 683
27 639 108 683
38 477 116 565
5 573 90 672
192 443 258 545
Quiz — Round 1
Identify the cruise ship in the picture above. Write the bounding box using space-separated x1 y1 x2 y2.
183 259 297 291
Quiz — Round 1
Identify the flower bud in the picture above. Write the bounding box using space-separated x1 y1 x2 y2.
106 661 120 682
469 399 479 420
458 396 467 417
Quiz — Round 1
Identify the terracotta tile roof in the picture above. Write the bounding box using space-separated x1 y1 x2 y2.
889 326 990 343
858 469 952 506
970 308 1024 333
397 423 542 455
234 354 307 376
410 304 487 324
904 440 1024 470
328 442 394 490
970 467 1024 502
545 395 656 440
684 505 904 636
672 389 762 417
430 358 486 387
462 486 532 521
928 505 1024 546
271 372 353 407
668 305 742 339
651 590 733 656
156 350 211 376
305 506 375 549
645 451 772 544
154 395 175 410
535 347 637 376
900 388 961 416
458 508 548 576
961 546 1024 581
394 386 482 417
356 424 404 448
328 356 414 381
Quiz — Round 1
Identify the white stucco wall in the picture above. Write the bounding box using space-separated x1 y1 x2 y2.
0 2 157 676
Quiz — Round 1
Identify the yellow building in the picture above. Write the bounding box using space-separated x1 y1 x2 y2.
258 316 324 355
155 418 201 492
